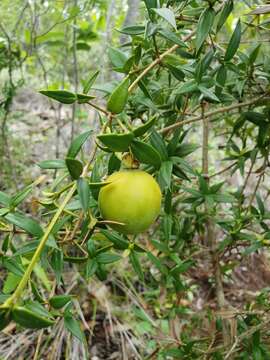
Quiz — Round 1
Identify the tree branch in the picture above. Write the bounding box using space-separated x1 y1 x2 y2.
128 30 196 93
160 94 269 135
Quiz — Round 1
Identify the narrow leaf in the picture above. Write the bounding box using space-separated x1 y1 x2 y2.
196 7 215 51
133 117 156 137
37 160 66 169
39 90 76 104
83 70 99 94
5 212 43 237
118 25 145 35
64 316 86 343
158 29 188 47
77 178 90 213
67 130 92 159
107 77 129 114
153 8 177 30
224 20 241 61
97 132 134 152
131 140 161 168
65 158 83 180
216 0 234 32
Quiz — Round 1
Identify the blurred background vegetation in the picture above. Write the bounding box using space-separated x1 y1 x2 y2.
1 0 270 359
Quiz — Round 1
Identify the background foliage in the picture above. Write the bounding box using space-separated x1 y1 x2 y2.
1 0 270 359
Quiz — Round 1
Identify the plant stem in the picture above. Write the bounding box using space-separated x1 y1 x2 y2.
3 183 77 308
128 30 196 93
88 101 110 116
160 94 268 134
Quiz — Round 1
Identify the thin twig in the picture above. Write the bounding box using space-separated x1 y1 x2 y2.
128 30 196 93
160 94 268 134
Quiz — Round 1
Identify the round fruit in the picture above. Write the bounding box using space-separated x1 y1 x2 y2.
98 170 162 234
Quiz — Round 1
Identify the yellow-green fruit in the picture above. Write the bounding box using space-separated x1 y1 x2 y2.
98 170 162 234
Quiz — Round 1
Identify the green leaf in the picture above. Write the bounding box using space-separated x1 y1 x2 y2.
158 161 173 190
10 186 32 208
0 308 11 330
243 112 266 126
88 181 111 189
83 70 99 94
131 140 161 168
3 257 25 277
170 260 193 277
50 249 63 284
198 85 220 102
153 8 177 30
195 48 215 82
76 42 91 51
39 90 77 104
163 213 173 240
26 301 53 319
0 208 9 216
173 164 189 181
76 93 95 104
3 273 21 294
176 80 198 95
138 80 153 100
100 229 129 250
118 25 145 35
85 259 98 278
77 178 90 213
216 0 234 32
5 212 43 237
147 252 168 275
2 234 9 252
256 194 265 216
212 193 235 203
130 252 144 281
65 158 83 179
31 281 44 303
166 64 185 81
49 295 72 309
90 162 101 200
107 77 129 114
67 130 92 159
133 117 156 137
150 130 168 161
216 65 227 88
37 159 66 169
248 44 261 66
0 191 10 206
97 132 134 152
196 7 215 51
96 252 122 264
224 20 241 61
145 21 158 38
108 153 121 174
108 47 127 69
158 29 188 47
143 0 157 10
174 143 200 158
12 306 54 329
0 295 10 304
64 316 86 343
63 256 88 264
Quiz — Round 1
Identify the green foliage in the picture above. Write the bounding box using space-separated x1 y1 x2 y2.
0 0 270 358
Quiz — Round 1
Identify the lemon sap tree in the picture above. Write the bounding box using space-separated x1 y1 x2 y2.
1 0 270 357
